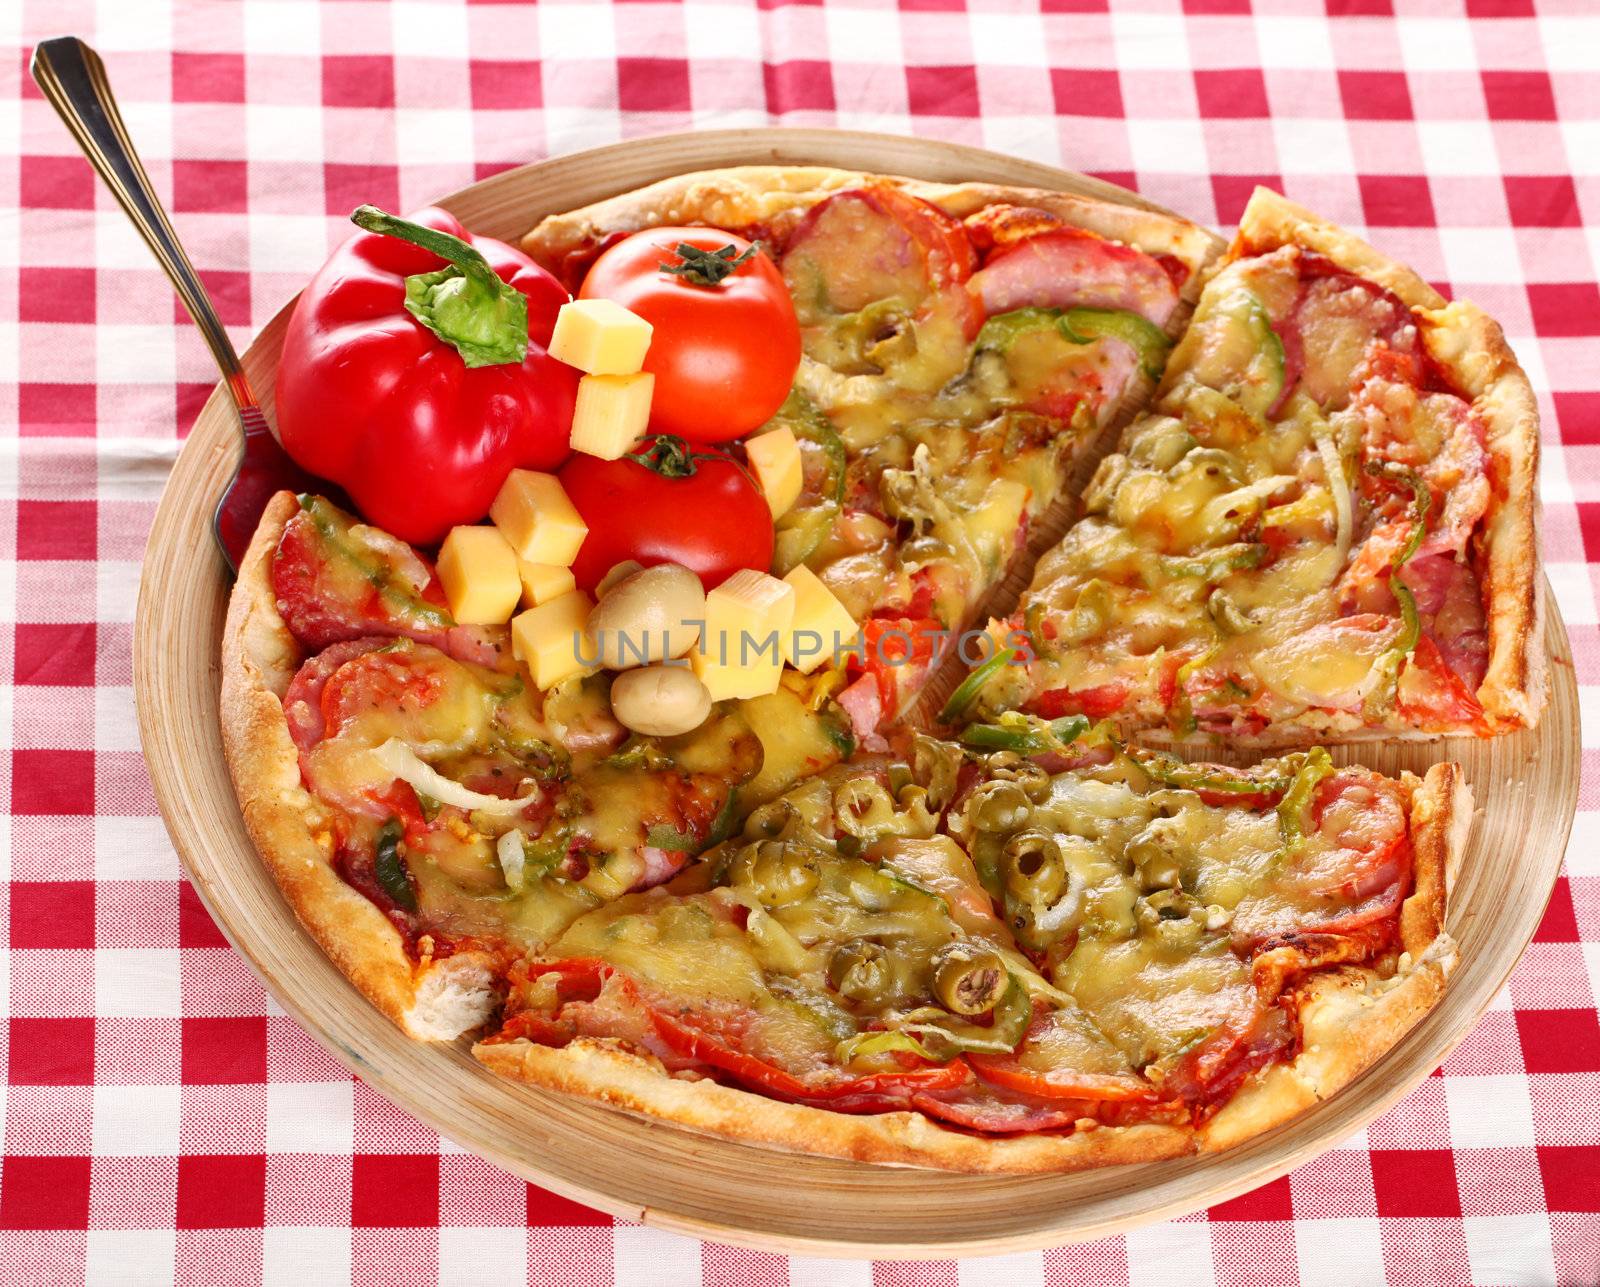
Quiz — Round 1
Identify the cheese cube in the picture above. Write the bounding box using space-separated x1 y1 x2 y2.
517 560 576 608
490 469 588 567
570 372 654 460
436 525 521 625
548 299 653 376
745 426 803 517
781 565 860 674
511 590 595 690
691 569 795 701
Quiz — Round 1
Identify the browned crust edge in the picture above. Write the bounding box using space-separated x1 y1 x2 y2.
518 164 1219 295
1201 761 1467 1150
1234 186 1546 734
218 491 498 1041
473 764 1468 1173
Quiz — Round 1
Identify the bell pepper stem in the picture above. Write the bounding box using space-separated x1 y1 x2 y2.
350 205 529 369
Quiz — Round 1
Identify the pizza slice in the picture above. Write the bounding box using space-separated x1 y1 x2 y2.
963 188 1543 743
522 167 1219 743
475 721 1467 1171
222 492 854 1039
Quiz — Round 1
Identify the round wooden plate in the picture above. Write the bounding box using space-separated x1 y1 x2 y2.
134 129 1579 1259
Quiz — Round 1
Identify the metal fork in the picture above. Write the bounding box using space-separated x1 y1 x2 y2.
29 35 320 575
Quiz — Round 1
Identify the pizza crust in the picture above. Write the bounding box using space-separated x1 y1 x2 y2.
474 1038 1193 1175
1233 187 1546 735
473 764 1467 1172
520 164 1219 295
219 491 500 1041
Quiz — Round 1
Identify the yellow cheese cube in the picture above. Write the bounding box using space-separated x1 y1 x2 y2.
691 569 795 701
744 426 803 517
781 565 860 674
547 299 653 375
570 372 654 460
436 525 521 625
517 560 576 608
511 590 595 690
490 469 588 567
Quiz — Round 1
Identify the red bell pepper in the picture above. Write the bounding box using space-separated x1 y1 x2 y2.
275 205 578 546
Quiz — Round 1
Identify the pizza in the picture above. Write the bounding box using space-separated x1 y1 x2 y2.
216 167 1534 1174
962 188 1544 744
524 167 1218 739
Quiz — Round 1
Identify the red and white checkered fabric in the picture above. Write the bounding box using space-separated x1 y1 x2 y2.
2 0 1597 1282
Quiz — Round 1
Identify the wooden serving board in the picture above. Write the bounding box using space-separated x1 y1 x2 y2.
133 129 1579 1259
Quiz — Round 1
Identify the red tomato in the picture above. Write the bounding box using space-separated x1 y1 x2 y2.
318 648 449 736
282 639 390 756
1031 679 1131 721
1397 635 1488 732
853 616 944 709
579 228 801 444
558 436 773 592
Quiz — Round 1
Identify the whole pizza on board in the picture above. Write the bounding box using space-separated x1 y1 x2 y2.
219 165 1539 1173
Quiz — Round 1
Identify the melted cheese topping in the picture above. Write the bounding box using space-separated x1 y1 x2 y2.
512 748 1409 1109
770 199 1142 644
995 248 1489 735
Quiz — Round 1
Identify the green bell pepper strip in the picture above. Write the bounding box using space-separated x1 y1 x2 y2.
1060 307 1172 379
973 306 1058 353
959 713 1089 755
819 709 857 759
1159 542 1267 583
837 976 1033 1065
1130 749 1293 798
1203 291 1285 417
1167 642 1222 737
373 817 418 912
1023 601 1053 661
974 306 1170 380
644 789 740 855
1276 747 1336 851
834 1029 943 1065
772 390 846 506
1362 460 1432 714
939 647 1020 723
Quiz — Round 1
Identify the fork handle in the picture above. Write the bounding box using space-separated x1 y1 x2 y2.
30 36 258 412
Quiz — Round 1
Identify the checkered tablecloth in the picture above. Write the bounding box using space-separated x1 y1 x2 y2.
2 0 1597 1282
